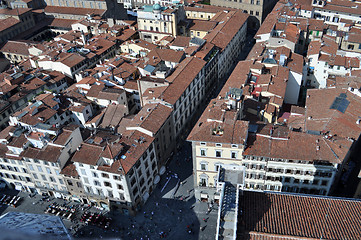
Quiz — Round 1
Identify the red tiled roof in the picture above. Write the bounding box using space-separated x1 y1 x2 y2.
127 103 172 135
162 57 206 105
21 145 62 163
241 191 361 240
60 162 79 177
44 6 106 16
0 8 31 16
305 87 361 140
244 130 341 163
0 17 20 32
0 40 35 55
189 19 217 32
71 143 103 165
49 18 78 29
205 10 248 51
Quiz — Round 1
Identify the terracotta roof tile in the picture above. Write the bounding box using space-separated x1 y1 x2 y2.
0 17 20 32
127 103 172 135
71 143 103 165
205 10 248 51
188 99 249 144
0 40 35 55
162 57 206 105
21 145 62 163
189 19 217 32
241 191 361 239
44 6 106 16
60 162 79 177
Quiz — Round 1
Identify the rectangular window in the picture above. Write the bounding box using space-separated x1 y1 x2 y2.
104 181 112 187
200 149 206 156
37 166 43 172
97 189 103 195
46 167 51 174
28 164 34 171
215 150 222 158
231 152 237 159
32 173 38 179
49 177 55 182
108 190 113 198
348 45 354 50
102 173 109 178
41 175 47 181
201 163 207 171
80 169 86 175
83 177 89 184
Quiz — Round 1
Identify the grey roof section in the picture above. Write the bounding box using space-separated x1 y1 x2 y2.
263 58 277 64
227 88 243 99
190 37 206 46
224 169 244 185
0 212 72 240
144 64 156 73
330 93 350 113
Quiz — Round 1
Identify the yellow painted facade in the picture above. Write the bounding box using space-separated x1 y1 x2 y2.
194 142 244 187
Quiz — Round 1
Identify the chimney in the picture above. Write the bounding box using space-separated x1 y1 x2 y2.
81 30 86 46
